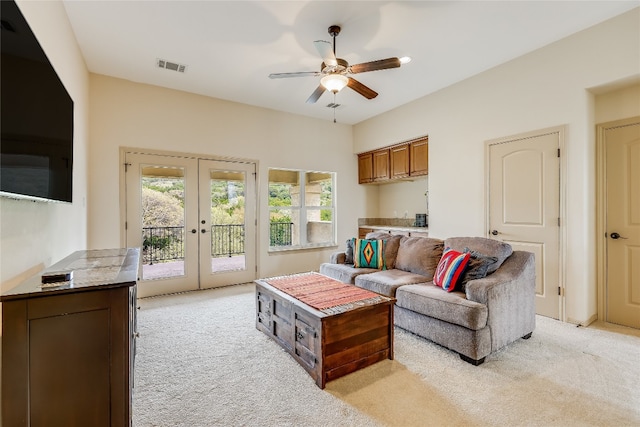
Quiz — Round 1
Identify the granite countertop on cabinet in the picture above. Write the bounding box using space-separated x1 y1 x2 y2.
357 218 429 236
362 224 429 233
1 248 140 301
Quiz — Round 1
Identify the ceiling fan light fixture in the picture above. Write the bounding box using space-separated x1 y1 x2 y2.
399 56 412 65
321 74 348 93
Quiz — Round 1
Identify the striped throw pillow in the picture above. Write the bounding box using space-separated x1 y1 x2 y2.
434 248 471 292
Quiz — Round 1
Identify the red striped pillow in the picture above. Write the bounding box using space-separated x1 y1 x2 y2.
433 248 471 292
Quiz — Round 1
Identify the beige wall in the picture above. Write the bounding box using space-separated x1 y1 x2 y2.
353 8 640 325
88 74 370 278
594 83 640 124
377 177 429 220
0 0 89 289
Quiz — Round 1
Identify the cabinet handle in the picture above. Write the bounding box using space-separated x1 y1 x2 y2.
296 331 304 340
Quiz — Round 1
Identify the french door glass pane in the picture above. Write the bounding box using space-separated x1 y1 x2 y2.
140 165 185 280
209 170 246 273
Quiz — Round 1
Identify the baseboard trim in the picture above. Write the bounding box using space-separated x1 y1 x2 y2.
566 313 598 327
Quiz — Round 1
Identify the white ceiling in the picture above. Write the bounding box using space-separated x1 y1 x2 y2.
62 1 639 125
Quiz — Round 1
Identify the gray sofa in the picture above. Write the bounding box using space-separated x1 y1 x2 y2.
319 232 536 365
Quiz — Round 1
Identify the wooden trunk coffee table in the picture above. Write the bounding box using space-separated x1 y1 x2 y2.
255 272 395 389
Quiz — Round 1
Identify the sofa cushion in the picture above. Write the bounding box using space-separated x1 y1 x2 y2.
394 236 444 279
365 232 402 269
354 238 385 269
354 269 430 297
434 248 471 292
445 237 512 274
395 283 488 331
319 263 378 284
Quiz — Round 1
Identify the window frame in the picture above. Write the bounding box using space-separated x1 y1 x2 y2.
268 167 336 252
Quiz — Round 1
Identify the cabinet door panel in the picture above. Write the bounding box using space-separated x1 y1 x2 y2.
373 150 390 181
410 138 428 176
390 144 410 179
30 309 111 427
357 153 373 184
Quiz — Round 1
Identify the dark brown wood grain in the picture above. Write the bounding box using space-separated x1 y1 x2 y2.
1 248 139 427
255 277 394 388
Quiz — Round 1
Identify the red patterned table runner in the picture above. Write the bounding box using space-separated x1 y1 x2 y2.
265 272 384 312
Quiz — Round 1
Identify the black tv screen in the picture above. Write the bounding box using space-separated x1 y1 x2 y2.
1 0 74 203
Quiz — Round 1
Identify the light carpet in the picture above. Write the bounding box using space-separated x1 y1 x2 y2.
133 283 640 427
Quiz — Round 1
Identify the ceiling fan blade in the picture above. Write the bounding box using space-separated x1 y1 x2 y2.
269 71 320 79
347 77 378 99
306 85 326 104
349 57 401 74
314 40 337 67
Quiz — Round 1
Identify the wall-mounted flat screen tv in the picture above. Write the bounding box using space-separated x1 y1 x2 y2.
1 0 74 203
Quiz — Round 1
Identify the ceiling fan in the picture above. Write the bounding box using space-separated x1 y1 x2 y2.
268 25 409 104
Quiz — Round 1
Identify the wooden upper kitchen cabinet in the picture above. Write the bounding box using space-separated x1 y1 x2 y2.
372 149 390 182
390 144 410 179
357 152 373 184
410 137 429 176
357 136 428 185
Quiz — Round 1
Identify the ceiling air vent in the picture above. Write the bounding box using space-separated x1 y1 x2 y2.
156 59 187 73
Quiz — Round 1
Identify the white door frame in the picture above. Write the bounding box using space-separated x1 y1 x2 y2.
484 125 567 321
595 116 640 323
119 147 259 291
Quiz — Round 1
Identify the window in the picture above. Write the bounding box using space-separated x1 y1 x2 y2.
268 168 336 250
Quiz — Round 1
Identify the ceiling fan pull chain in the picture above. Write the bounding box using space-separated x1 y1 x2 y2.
333 93 337 123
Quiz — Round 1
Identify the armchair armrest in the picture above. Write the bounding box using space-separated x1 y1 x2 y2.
465 251 536 351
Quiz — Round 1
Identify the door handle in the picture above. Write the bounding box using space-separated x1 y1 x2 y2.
610 232 628 240
491 230 499 236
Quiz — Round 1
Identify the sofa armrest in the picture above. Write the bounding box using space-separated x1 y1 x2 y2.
329 251 347 264
465 251 536 351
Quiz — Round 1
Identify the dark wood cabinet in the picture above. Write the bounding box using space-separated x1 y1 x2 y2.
1 248 139 427
255 276 394 389
357 136 428 184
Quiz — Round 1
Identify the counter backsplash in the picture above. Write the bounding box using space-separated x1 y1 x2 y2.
358 218 419 227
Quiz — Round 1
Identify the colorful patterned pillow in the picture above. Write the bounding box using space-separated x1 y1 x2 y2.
354 238 386 270
433 248 471 292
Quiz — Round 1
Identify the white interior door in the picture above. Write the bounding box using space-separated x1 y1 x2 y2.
198 159 256 288
604 120 640 329
488 130 560 319
125 152 199 297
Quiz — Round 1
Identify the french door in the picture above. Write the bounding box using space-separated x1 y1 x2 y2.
124 151 256 297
